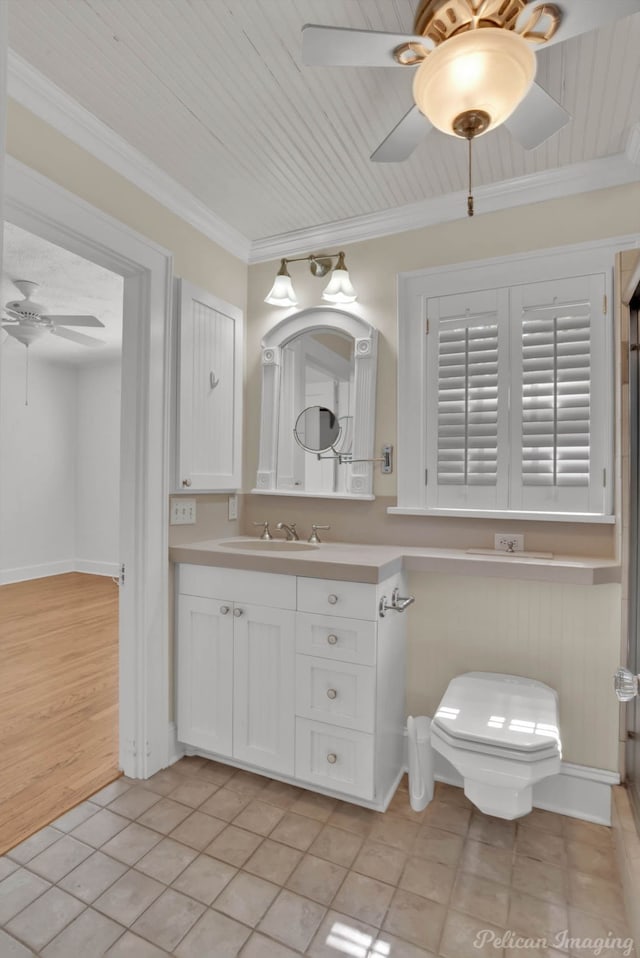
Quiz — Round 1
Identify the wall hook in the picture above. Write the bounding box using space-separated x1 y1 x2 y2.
209 371 220 389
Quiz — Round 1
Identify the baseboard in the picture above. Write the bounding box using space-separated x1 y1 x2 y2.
74 559 120 577
0 559 120 585
168 723 185 766
0 559 75 585
403 727 618 825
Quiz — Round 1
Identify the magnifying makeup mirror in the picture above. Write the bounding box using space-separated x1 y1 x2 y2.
293 405 341 453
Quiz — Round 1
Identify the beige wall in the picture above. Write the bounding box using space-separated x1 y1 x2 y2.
245 182 640 556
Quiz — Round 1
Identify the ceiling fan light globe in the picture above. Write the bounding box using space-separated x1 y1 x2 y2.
4 324 48 347
264 274 299 307
412 28 536 137
321 268 357 304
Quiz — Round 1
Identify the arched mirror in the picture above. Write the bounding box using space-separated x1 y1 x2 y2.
255 308 378 498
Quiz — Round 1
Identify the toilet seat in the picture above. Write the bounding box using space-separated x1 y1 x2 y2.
431 671 560 755
430 672 561 820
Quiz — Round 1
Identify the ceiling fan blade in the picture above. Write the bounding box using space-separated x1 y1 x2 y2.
538 0 640 48
43 314 105 327
302 24 430 67
504 81 569 150
5 307 23 318
51 327 106 347
371 104 432 162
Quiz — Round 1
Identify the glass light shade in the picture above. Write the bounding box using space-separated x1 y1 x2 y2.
264 273 298 307
412 28 536 137
322 269 357 304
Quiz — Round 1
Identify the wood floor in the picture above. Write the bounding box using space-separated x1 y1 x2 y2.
0 572 120 854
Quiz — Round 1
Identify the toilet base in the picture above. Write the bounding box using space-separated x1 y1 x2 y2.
464 780 533 820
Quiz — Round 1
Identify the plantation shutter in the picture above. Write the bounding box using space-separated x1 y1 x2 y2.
426 288 510 512
510 274 609 516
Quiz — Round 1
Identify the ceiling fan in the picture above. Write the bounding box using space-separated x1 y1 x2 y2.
2 280 106 348
303 0 640 192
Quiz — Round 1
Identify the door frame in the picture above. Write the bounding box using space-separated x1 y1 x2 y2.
3 156 173 779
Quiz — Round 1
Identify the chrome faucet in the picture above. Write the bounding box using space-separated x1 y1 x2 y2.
276 521 299 541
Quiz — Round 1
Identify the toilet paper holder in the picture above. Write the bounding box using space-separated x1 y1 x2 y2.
379 586 415 618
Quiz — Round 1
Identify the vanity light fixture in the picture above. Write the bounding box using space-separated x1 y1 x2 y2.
264 251 357 307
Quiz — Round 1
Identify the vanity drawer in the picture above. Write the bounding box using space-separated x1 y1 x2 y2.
295 718 374 800
296 613 376 666
297 577 377 620
178 564 296 609
296 656 375 732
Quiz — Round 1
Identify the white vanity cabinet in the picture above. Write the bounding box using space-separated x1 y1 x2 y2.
175 563 407 809
175 280 243 492
177 565 296 774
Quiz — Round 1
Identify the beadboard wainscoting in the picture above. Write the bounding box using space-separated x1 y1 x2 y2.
406 574 622 773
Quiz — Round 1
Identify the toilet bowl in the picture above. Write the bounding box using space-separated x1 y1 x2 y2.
430 672 561 820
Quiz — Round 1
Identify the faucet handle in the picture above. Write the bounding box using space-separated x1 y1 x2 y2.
252 521 273 540
309 524 330 543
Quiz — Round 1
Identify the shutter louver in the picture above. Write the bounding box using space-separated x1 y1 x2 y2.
438 322 499 486
521 302 591 487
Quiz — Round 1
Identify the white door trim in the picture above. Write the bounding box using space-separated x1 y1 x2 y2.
3 156 173 778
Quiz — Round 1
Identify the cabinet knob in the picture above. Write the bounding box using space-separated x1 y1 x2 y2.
326 688 337 700
327 594 338 605
327 634 338 645
327 753 337 764
233 608 243 617
220 605 230 615
182 478 192 487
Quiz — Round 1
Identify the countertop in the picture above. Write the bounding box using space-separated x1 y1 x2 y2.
169 538 621 586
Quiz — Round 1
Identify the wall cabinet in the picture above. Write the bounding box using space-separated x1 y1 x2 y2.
175 279 243 492
176 563 407 809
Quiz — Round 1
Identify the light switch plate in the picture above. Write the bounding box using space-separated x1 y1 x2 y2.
228 494 238 521
171 498 196 524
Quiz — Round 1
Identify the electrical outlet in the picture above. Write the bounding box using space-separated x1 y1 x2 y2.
170 498 196 525
228 494 238 521
494 533 524 553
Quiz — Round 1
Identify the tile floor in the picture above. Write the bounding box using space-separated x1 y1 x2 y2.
0 757 635 957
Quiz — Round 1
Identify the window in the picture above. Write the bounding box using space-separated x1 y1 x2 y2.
394 240 628 522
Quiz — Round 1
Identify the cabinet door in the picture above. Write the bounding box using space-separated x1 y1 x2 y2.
177 594 233 755
177 279 243 491
233 604 296 776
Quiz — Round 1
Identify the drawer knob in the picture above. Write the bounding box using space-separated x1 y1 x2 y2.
220 605 230 615
327 634 338 645
327 688 337 700
328 594 338 605
182 478 192 487
327 753 337 764
233 608 243 617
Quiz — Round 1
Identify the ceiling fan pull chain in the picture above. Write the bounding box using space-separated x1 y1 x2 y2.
25 345 30 407
467 136 474 217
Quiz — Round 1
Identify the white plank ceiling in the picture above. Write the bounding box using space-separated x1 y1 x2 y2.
7 0 640 243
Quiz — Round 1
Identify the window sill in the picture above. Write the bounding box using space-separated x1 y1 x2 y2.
387 506 616 524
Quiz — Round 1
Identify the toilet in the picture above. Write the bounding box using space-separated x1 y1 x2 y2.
430 672 562 820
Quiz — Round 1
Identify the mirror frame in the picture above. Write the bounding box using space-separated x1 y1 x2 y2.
255 307 378 498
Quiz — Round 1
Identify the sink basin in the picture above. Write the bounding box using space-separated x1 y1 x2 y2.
219 538 319 552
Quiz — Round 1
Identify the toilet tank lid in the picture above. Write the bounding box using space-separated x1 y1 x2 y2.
432 672 560 753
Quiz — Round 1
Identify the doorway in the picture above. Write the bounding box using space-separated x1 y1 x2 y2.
628 285 640 829
0 157 173 837
0 223 124 851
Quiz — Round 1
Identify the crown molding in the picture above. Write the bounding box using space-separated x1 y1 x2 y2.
7 50 252 263
249 148 640 263
8 50 640 269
